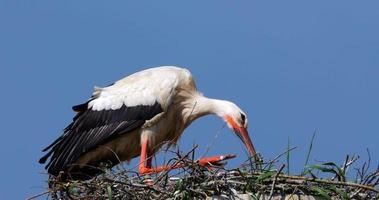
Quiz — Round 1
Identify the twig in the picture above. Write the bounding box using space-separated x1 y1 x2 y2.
268 164 285 200
25 190 50 200
263 147 297 170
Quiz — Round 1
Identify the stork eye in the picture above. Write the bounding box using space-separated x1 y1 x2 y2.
240 113 246 124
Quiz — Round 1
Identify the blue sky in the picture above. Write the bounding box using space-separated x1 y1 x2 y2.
1 1 378 199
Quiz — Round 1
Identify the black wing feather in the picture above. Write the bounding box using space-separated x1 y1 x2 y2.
40 101 163 177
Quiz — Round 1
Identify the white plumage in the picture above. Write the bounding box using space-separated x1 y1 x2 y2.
40 66 257 180
90 67 184 110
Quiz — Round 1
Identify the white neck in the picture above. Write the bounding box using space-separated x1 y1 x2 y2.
182 95 227 126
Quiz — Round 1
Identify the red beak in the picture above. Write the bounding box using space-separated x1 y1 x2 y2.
234 126 259 162
224 116 259 162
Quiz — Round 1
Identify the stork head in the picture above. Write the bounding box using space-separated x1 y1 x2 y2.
214 100 258 161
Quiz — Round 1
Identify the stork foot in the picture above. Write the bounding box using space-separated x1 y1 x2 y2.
139 163 184 175
197 154 236 166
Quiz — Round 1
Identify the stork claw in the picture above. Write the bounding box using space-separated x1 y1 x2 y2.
197 154 236 166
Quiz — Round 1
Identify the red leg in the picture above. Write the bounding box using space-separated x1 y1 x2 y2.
138 137 236 175
139 138 185 175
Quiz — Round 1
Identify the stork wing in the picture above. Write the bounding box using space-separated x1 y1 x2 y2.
40 68 181 176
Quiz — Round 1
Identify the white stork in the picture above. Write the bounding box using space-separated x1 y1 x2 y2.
40 66 257 180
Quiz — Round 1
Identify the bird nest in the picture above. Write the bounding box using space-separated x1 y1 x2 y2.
31 147 379 200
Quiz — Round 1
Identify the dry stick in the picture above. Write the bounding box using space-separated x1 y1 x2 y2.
363 167 379 186
334 155 358 182
26 190 51 200
344 156 359 174
263 147 297 170
349 188 364 199
288 185 300 200
374 169 379 186
268 164 285 200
